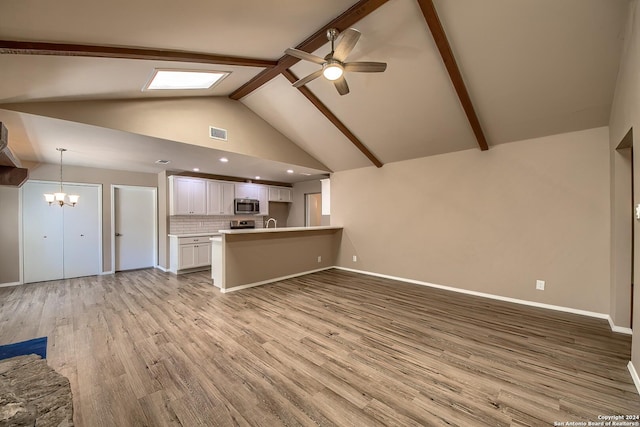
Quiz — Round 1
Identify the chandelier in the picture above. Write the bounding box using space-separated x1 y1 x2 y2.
44 148 79 207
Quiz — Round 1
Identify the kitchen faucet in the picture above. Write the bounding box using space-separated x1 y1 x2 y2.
265 218 277 228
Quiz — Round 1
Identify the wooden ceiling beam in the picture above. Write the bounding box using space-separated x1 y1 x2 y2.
282 70 382 168
416 0 489 151
229 0 390 100
0 40 277 68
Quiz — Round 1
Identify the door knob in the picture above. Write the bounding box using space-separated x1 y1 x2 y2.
115 233 122 237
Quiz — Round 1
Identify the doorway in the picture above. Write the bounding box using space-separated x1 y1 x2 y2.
112 185 157 272
616 128 634 328
305 193 322 227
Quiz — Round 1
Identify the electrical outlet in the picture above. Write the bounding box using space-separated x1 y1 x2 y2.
536 280 545 290
353 255 357 262
317 256 322 263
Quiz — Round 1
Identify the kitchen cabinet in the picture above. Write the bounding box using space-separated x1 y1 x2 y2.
235 183 259 199
169 176 206 215
235 183 269 215
169 235 212 273
207 180 235 215
257 186 268 215
268 186 292 203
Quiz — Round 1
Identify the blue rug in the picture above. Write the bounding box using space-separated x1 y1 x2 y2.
0 337 47 361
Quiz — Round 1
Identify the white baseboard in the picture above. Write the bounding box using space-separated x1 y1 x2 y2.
100 270 114 275
221 267 333 294
0 281 21 288
629 362 640 396
608 316 633 335
156 265 170 273
334 267 621 329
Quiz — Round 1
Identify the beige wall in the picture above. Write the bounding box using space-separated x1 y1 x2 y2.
223 229 342 290
21 163 157 274
288 179 329 227
609 0 640 371
332 127 611 314
2 98 328 171
266 202 291 227
0 186 20 284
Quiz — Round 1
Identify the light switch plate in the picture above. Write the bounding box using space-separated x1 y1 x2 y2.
536 280 545 290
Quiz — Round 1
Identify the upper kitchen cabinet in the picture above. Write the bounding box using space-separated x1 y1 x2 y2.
169 176 206 215
257 186 268 215
235 183 268 215
207 180 235 215
268 186 292 203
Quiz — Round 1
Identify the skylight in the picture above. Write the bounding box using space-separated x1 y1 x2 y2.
144 69 229 90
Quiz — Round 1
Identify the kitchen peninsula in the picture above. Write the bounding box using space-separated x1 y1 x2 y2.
211 226 343 292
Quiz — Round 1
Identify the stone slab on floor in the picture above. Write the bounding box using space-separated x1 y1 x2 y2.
0 354 73 427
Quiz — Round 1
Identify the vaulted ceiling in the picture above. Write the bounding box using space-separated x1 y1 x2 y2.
0 0 629 183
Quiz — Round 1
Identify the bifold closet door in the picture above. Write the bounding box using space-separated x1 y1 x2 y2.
22 181 100 283
62 184 100 279
23 182 64 283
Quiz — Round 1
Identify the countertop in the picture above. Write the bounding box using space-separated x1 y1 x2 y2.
218 226 343 235
168 233 222 238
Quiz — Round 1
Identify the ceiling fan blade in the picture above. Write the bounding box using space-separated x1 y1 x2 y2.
344 61 387 73
292 69 323 88
334 77 350 96
332 28 361 62
284 48 325 65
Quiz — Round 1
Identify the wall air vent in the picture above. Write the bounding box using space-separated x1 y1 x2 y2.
209 126 228 141
155 159 171 165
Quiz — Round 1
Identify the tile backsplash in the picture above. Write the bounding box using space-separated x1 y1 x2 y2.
169 215 264 235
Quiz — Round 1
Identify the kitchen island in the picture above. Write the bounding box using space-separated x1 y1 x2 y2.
210 226 343 292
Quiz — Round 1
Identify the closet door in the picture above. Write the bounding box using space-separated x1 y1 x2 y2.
23 182 64 283
62 184 100 279
23 181 101 283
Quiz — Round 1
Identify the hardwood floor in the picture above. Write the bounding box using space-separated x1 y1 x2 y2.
0 268 638 426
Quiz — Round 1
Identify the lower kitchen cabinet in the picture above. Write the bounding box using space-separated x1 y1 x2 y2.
169 235 213 274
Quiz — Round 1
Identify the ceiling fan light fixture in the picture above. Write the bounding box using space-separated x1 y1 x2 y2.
323 61 344 81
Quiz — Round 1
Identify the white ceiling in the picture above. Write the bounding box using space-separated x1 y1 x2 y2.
0 0 630 182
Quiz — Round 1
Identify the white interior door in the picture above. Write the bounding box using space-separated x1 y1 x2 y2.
22 182 64 283
63 184 101 279
114 186 156 271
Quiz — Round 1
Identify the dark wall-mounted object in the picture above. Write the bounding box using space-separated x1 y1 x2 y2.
0 122 29 187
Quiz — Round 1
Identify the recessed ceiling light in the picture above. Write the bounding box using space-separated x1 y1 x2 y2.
193 168 200 172
219 157 229 163
286 169 294 174
144 69 230 91
255 176 261 180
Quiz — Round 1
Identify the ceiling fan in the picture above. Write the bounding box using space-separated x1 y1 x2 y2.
285 28 387 96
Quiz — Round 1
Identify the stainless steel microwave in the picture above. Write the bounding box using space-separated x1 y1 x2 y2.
234 198 260 214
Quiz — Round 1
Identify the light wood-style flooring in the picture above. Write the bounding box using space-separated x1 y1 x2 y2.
0 268 638 426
